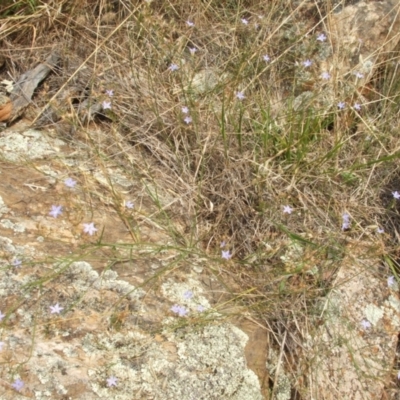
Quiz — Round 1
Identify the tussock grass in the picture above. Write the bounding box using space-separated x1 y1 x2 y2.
1 0 400 397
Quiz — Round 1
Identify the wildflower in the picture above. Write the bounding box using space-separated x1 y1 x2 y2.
49 205 63 218
353 103 361 111
0 342 4 351
168 63 179 72
361 319 371 330
12 259 22 268
354 72 364 79
302 59 312 67
184 116 192 124
377 227 384 234
321 72 331 80
263 54 270 62
125 201 134 209
64 178 77 188
337 102 345 110
342 213 350 230
105 89 114 97
197 305 205 312
221 250 232 260
183 290 193 300
50 303 64 314
181 106 189 114
106 376 118 387
186 21 194 27
388 276 396 287
102 101 112 110
171 304 188 317
241 18 249 25
393 191 400 199
220 241 226 248
317 33 327 42
398 371 400 380
11 378 24 392
83 222 98 236
283 205 293 214
236 91 245 100
189 47 197 55
0 311 5 321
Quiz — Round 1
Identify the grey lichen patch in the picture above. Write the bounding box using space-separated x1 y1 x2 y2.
0 195 9 217
0 129 65 161
266 348 291 400
0 219 26 232
364 304 384 326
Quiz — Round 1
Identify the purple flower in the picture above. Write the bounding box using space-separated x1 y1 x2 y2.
263 54 270 62
106 89 114 97
353 103 361 111
171 304 188 317
317 33 327 42
221 250 232 260
168 63 179 72
337 102 345 110
184 116 192 124
388 276 395 287
11 378 24 392
12 259 22 268
283 205 293 214
183 290 193 300
302 59 312 67
189 47 197 55
50 303 64 314
197 305 205 312
83 222 98 236
125 201 134 209
0 311 5 321
377 227 384 234
361 319 371 330
354 72 364 79
0 341 4 351
393 191 400 199
107 376 118 387
220 241 226 248
102 101 112 110
49 205 63 218
181 106 189 114
186 20 194 27
64 177 77 188
241 18 249 25
321 71 331 80
342 213 350 230
397 371 400 380
236 91 245 100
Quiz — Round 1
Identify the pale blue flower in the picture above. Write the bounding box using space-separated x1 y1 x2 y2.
0 341 4 351
12 259 22 268
102 101 112 110
236 91 245 100
377 227 384 234
337 102 345 110
184 116 192 124
181 106 189 114
361 319 371 330
186 20 194 27
64 177 77 188
241 18 249 25
302 59 312 67
0 311 5 321
106 89 114 97
397 370 400 380
388 276 395 287
11 378 24 392
125 201 134 209
220 241 226 248
317 33 327 42
107 376 118 387
168 63 179 72
49 205 63 218
197 305 205 312
183 290 193 299
263 54 270 62
321 71 331 80
393 191 400 199
283 205 293 214
354 72 364 79
171 304 188 317
189 47 197 55
353 103 361 111
342 213 350 230
50 303 63 314
83 222 98 236
221 250 232 260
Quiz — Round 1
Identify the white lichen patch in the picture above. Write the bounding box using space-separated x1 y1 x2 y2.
364 304 384 326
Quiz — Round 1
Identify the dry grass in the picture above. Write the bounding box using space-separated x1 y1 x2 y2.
1 0 400 397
